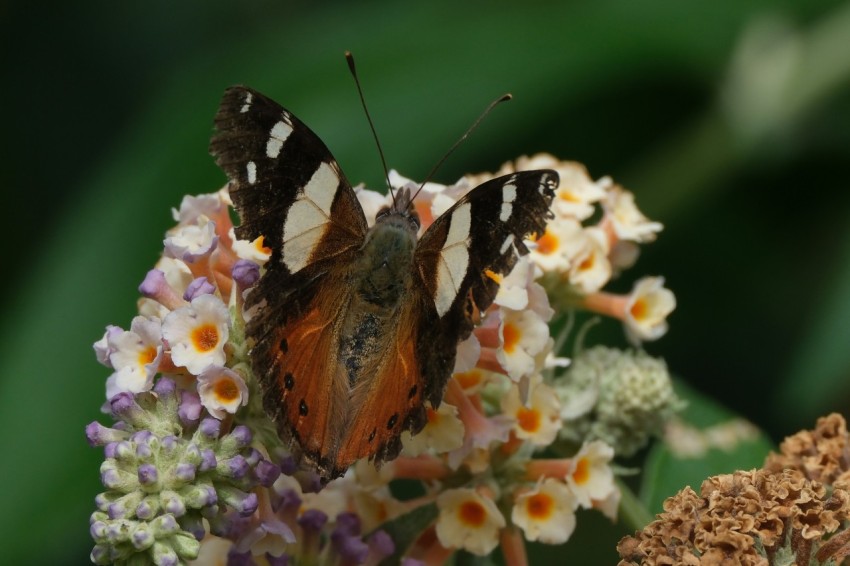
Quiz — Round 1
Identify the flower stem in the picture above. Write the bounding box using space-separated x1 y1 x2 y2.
616 478 654 531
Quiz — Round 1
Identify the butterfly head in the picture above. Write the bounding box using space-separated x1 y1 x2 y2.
375 186 421 235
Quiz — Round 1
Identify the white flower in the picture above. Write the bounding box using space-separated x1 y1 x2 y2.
435 488 506 555
496 308 551 381
566 440 616 509
196 366 249 419
230 229 271 266
551 161 606 221
162 294 230 374
93 325 122 368
623 276 676 343
529 217 585 273
602 183 663 243
164 217 218 263
105 316 163 398
156 256 194 296
594 482 621 521
452 367 495 395
171 192 226 226
501 382 561 446
512 478 577 544
567 226 612 294
401 403 465 456
493 256 532 310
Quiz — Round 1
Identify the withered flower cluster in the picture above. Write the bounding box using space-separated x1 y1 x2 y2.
618 414 850 565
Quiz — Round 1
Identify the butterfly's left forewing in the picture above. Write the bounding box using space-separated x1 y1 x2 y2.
210 86 368 476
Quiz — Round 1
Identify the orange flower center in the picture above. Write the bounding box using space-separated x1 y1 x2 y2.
426 407 440 425
458 500 487 527
526 492 555 519
454 370 483 390
191 323 220 352
630 298 647 320
535 229 559 256
214 378 240 402
502 323 520 353
517 406 541 433
254 235 272 254
573 457 590 485
578 252 595 272
137 345 157 366
559 188 580 203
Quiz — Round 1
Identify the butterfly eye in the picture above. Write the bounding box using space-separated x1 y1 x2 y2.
407 212 421 232
375 206 390 220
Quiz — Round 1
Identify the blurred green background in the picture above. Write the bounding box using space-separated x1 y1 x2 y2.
2 1 850 564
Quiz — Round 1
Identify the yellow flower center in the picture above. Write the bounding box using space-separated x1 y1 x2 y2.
630 298 647 320
502 323 520 354
573 457 590 485
578 252 595 272
526 492 555 520
535 229 559 256
214 377 239 402
559 188 580 203
137 345 157 366
191 323 220 352
517 406 541 433
454 370 483 390
458 500 487 527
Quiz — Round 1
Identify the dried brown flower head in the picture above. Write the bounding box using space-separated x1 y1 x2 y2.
617 467 850 565
764 413 850 488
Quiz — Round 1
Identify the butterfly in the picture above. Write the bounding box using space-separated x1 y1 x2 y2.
209 86 558 481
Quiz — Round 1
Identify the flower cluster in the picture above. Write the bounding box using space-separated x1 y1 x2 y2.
555 347 684 457
618 416 850 565
475 154 676 345
87 155 678 565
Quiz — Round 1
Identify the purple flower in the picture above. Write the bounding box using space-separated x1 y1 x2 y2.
232 260 260 290
184 277 216 301
254 459 281 487
297 509 328 532
85 421 125 447
138 269 183 310
178 391 202 426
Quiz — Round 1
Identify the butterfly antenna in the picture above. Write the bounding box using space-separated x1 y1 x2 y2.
345 51 395 204
411 93 512 202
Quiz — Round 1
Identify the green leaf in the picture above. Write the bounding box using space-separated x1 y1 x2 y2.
640 379 775 514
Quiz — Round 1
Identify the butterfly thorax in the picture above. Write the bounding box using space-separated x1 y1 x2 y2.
339 208 419 387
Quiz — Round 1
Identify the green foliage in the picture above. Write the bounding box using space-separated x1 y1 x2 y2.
640 380 775 515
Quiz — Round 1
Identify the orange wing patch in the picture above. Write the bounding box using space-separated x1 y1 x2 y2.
337 302 427 467
259 285 350 474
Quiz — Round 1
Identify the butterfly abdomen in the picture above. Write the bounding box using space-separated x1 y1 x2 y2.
339 217 418 384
